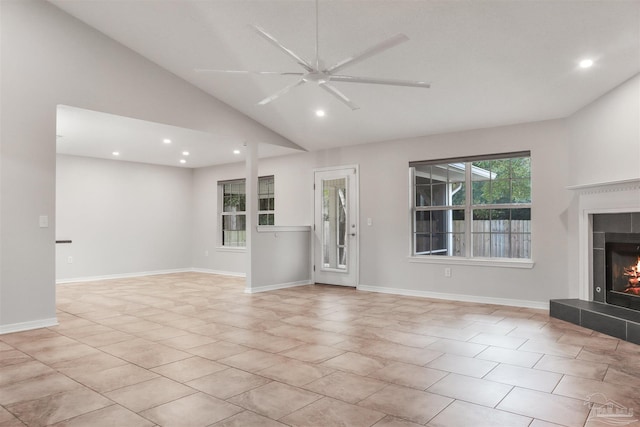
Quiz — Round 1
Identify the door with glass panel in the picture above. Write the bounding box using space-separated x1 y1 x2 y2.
314 167 358 287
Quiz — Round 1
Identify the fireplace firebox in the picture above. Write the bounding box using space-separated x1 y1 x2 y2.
605 233 640 311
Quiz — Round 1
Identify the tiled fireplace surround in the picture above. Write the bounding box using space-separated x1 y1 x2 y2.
550 179 640 344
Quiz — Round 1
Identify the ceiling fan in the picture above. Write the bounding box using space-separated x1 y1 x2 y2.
195 0 430 110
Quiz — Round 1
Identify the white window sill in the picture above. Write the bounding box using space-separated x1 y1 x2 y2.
408 256 534 269
216 246 246 253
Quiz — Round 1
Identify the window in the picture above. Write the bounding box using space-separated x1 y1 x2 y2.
410 152 531 259
258 176 275 225
220 176 274 247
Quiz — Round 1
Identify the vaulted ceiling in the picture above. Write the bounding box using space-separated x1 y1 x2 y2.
50 0 640 164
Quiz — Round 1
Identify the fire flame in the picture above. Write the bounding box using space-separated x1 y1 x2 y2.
623 256 640 293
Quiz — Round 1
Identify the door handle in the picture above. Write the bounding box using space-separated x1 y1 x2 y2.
350 233 356 237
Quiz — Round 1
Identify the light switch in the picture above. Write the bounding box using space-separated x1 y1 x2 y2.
39 215 49 228
367 218 372 226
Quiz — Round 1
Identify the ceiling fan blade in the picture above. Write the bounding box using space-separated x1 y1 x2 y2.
257 79 306 106
319 83 360 110
195 69 304 76
326 33 409 74
252 25 315 73
329 75 430 88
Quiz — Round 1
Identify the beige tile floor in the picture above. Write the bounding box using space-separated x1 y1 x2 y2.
1 272 640 427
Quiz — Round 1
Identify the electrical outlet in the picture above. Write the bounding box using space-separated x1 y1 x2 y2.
444 267 452 278
67 256 73 264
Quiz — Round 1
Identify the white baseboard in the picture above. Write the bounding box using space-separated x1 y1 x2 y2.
245 280 311 294
357 284 549 310
0 317 58 335
56 268 195 284
56 268 247 284
190 268 246 278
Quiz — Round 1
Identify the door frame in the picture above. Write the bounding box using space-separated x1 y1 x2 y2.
312 164 359 287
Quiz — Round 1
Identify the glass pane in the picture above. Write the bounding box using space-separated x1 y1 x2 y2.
431 183 447 206
511 157 530 178
511 179 531 203
490 179 510 204
431 233 449 254
415 233 430 254
489 159 508 178
451 233 465 256
447 164 466 183
472 233 490 257
322 178 347 270
223 194 245 212
510 233 531 258
415 185 431 207
472 180 489 204
431 210 448 233
432 233 465 256
415 211 431 233
414 165 431 180
511 208 531 221
258 213 274 226
450 169 465 206
222 214 246 247
491 233 510 258
452 209 465 222
490 209 510 232
473 209 490 222
223 214 245 231
471 161 492 180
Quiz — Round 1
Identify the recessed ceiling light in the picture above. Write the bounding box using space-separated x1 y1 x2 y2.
315 109 326 117
233 149 241 155
182 151 190 156
112 151 120 156
163 138 172 144
179 159 186 164
579 59 594 69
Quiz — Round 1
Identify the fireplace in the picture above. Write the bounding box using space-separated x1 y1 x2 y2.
549 179 640 344
605 233 640 311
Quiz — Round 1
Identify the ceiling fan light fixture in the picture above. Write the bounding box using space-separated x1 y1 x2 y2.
196 0 429 110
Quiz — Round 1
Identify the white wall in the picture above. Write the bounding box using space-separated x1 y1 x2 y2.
251 227 311 292
56 155 193 281
191 162 247 275
0 0 293 332
567 73 640 187
193 119 571 306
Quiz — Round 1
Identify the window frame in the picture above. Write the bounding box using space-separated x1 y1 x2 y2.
258 175 275 226
409 152 533 266
218 176 275 248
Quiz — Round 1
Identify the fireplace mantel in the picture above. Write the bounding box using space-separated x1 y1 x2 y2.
567 178 640 194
